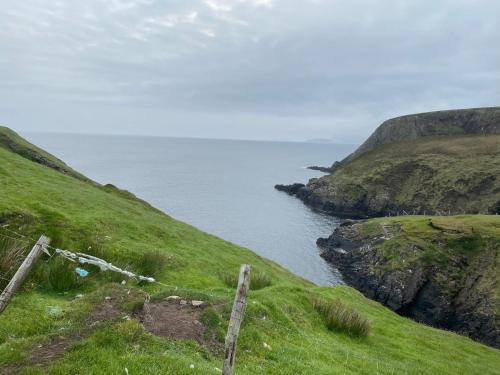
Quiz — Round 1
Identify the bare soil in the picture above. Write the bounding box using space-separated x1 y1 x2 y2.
137 298 220 350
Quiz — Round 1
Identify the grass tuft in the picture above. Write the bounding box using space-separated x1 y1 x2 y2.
0 237 27 290
220 270 272 290
312 297 370 337
138 250 170 277
47 256 79 292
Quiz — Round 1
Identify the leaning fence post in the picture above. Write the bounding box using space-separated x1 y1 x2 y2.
0 235 50 314
223 264 251 375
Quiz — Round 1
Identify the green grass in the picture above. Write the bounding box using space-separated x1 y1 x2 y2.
312 298 370 337
0 236 28 289
0 127 89 182
220 270 273 290
308 134 500 216
0 130 499 374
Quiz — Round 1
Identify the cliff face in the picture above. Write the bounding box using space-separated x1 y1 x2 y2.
276 107 500 218
317 216 500 348
340 107 500 167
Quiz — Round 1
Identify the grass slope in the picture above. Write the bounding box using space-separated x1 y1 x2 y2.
0 127 89 182
307 134 500 216
0 138 499 374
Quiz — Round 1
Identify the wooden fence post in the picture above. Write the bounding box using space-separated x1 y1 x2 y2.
0 235 50 314
223 264 251 375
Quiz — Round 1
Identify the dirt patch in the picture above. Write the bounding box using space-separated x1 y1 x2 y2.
137 298 221 350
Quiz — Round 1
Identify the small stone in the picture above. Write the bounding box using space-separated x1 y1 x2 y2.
263 342 272 351
105 296 111 300
180 300 188 305
191 300 204 307
167 295 181 300
75 294 84 299
121 280 127 285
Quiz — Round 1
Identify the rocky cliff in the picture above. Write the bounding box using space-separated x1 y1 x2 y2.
276 107 500 217
317 216 500 348
341 106 500 167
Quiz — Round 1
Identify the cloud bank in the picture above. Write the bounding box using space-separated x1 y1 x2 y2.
1 0 499 141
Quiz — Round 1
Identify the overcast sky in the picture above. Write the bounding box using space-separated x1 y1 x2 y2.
1 0 499 142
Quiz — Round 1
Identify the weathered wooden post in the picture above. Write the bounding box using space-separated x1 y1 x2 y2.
223 264 251 375
0 235 50 313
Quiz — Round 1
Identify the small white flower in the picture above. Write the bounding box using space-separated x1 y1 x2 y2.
263 342 272 350
189 364 195 369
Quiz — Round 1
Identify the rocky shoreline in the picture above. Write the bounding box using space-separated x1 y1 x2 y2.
317 220 499 348
274 183 372 218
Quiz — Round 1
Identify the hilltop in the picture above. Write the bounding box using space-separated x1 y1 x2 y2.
0 127 499 374
276 107 500 217
340 106 500 166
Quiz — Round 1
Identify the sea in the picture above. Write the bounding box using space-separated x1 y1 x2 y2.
24 133 356 285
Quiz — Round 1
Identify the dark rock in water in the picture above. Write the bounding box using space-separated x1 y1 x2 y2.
274 183 305 195
307 166 333 173
317 221 500 348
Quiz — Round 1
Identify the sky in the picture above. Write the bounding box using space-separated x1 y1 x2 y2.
1 0 499 143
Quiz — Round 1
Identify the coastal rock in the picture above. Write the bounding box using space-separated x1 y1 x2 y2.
318 220 500 348
307 166 333 173
276 107 500 217
274 183 306 195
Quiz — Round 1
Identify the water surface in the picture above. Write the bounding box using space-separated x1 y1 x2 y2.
25 133 355 285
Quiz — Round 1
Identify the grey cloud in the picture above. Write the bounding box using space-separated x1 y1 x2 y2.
0 0 499 141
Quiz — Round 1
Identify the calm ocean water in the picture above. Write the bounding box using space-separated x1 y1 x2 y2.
24 133 356 285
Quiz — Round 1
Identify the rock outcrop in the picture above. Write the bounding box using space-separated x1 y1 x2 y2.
276 107 500 217
340 106 500 166
317 218 500 348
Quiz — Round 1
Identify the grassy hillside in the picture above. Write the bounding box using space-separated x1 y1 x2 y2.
0 127 89 182
0 133 499 374
318 215 500 347
303 134 500 217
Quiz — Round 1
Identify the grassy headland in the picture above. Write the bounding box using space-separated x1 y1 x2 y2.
276 107 500 217
0 128 499 374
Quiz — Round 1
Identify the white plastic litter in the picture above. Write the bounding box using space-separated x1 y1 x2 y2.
55 248 156 283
